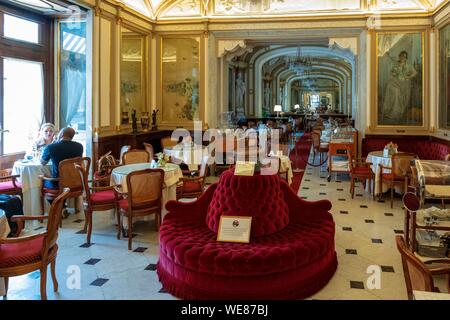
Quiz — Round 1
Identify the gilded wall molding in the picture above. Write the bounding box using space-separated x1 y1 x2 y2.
216 40 246 58
329 37 358 55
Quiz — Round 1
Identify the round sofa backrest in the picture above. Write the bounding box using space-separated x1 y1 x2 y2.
206 169 289 237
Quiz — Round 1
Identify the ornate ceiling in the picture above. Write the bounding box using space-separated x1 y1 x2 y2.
116 0 448 19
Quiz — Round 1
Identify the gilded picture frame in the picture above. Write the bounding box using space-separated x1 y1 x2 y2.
371 29 429 132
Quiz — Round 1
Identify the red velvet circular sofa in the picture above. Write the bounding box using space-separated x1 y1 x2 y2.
157 169 337 300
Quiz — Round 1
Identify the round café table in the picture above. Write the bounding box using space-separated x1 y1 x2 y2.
110 162 183 227
0 209 10 297
366 151 403 195
163 144 205 171
12 159 52 216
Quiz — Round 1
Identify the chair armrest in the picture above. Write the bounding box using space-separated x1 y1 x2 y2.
379 164 392 173
11 215 48 222
90 185 118 192
179 176 204 183
39 175 60 182
0 231 47 244
430 267 450 275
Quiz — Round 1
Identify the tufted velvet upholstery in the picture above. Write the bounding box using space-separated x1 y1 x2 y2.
206 170 289 237
157 169 337 300
362 137 449 160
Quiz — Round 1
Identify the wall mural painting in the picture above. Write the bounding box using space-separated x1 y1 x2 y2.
162 37 200 122
376 32 424 126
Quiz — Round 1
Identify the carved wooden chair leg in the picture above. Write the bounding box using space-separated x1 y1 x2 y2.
128 215 133 251
40 266 48 300
51 259 58 292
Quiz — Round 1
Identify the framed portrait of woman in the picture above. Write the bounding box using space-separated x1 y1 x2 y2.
373 30 427 130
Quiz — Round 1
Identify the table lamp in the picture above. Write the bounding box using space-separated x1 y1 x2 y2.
294 104 300 114
274 105 282 118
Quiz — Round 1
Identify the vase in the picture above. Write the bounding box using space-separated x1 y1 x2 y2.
141 112 150 132
121 111 129 125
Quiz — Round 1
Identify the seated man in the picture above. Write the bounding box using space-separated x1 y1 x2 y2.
40 127 83 192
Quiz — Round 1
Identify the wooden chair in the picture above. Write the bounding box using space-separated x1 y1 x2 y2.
379 152 419 208
93 151 118 187
177 156 209 200
161 136 178 149
117 169 164 250
40 157 88 220
347 149 375 199
402 192 421 249
396 235 450 300
143 142 155 161
311 131 328 165
0 168 22 199
76 159 120 245
0 189 71 300
121 149 150 165
276 157 289 182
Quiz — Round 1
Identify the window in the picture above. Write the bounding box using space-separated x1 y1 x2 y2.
0 5 52 156
59 19 87 152
3 57 44 154
4 13 40 44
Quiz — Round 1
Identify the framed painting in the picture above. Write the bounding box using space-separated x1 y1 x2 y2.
439 23 450 129
373 31 426 129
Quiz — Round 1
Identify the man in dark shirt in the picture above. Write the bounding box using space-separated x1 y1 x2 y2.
41 127 84 190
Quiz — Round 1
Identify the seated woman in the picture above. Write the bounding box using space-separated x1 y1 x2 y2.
28 123 56 158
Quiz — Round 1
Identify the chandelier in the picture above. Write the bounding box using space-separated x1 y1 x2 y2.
285 46 313 75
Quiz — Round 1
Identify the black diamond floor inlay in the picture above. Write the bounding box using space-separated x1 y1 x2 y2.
76 230 86 234
377 199 386 203
340 211 349 214
365 219 374 223
304 179 311 182
350 281 365 289
80 243 93 248
342 227 352 231
319 193 327 195
320 184 326 186
394 229 404 234
372 239 383 244
133 247 148 253
90 278 109 287
84 258 101 265
145 263 157 271
360 205 368 208
381 266 395 273
337 188 344 191
345 249 357 255
338 199 346 201
302 187 310 190
159 287 168 293
301 196 308 199
384 213 394 217
73 219 84 223
356 194 363 197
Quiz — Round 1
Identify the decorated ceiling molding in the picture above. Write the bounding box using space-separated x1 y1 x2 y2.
114 0 448 19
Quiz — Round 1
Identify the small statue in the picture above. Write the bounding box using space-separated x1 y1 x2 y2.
131 109 138 133
152 109 159 131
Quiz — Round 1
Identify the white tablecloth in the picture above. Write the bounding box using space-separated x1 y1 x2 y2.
12 160 52 216
0 210 10 296
164 144 205 171
366 151 403 195
110 163 183 226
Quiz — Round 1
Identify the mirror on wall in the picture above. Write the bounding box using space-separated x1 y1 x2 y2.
440 24 450 129
161 37 200 123
120 27 145 126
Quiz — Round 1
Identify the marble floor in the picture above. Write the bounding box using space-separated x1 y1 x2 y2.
2 155 447 300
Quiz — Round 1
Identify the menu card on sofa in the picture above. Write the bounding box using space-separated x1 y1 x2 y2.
217 216 252 243
234 161 256 176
